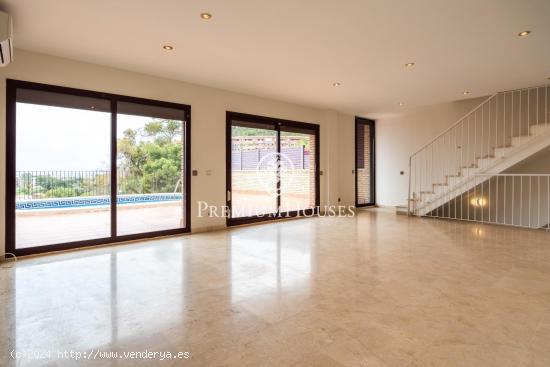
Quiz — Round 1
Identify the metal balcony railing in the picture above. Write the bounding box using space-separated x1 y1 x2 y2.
16 170 183 201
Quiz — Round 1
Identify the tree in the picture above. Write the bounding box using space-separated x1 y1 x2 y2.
15 119 183 200
117 119 183 194
46 187 77 198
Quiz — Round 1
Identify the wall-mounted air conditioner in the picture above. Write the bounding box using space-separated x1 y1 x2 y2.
0 11 13 67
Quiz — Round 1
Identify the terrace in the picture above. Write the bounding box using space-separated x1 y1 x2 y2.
15 171 185 249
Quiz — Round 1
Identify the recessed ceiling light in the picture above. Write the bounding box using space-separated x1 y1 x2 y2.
404 62 415 68
200 12 212 20
162 45 174 51
518 30 531 37
332 82 341 87
399 102 404 106
463 91 471 95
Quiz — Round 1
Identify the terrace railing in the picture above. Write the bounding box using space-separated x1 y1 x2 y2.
16 170 182 201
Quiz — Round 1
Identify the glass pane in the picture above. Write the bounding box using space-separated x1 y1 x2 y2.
116 101 186 236
357 122 373 205
15 89 111 248
279 130 316 212
231 123 278 218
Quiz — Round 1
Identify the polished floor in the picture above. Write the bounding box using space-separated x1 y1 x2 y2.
1 209 550 366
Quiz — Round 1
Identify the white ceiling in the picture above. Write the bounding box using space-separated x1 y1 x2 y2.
2 0 549 116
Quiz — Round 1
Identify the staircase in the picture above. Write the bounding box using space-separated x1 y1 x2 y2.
408 85 550 228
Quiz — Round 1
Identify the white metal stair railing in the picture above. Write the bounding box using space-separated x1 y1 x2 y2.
408 84 550 221
424 174 550 231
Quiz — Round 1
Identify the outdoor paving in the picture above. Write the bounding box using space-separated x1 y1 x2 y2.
16 202 184 249
15 192 313 250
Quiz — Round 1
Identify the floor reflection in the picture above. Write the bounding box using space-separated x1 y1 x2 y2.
2 210 550 366
230 223 312 302
9 243 186 364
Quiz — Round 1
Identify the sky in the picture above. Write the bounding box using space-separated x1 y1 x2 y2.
16 103 152 171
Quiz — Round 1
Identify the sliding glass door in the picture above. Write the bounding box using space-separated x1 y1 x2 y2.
279 128 317 213
116 102 187 236
227 112 319 225
14 89 112 249
355 117 375 206
6 80 191 256
229 120 278 218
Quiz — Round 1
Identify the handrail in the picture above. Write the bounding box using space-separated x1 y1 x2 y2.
411 83 550 158
474 174 550 177
410 94 495 157
497 83 550 94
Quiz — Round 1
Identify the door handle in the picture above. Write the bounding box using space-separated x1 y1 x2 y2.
227 190 231 202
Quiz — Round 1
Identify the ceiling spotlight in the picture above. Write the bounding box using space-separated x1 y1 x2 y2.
332 82 341 87
200 12 212 20
463 91 471 95
404 62 415 68
162 45 174 51
518 30 531 37
399 102 404 106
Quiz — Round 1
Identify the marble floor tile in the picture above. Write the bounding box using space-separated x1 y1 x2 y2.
1 209 549 366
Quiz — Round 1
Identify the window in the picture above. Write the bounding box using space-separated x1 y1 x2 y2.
227 112 319 225
6 80 191 256
116 101 188 236
355 117 375 206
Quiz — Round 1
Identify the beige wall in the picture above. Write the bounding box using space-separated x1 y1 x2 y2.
507 146 550 174
0 49 353 257
374 97 487 207
0 50 503 258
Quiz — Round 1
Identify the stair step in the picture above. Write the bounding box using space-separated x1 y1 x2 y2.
493 145 513 158
494 144 512 149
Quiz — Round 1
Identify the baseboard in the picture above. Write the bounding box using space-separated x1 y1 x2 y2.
363 204 409 215
192 225 227 234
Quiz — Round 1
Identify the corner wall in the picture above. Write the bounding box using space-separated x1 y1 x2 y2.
0 49 351 257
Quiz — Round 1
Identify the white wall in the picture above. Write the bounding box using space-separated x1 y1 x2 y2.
374 97 487 207
0 49 353 257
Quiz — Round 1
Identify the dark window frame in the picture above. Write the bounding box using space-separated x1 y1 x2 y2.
6 79 192 256
226 111 320 226
355 117 376 207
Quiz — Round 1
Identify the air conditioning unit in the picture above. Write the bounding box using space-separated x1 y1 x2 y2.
0 11 13 67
